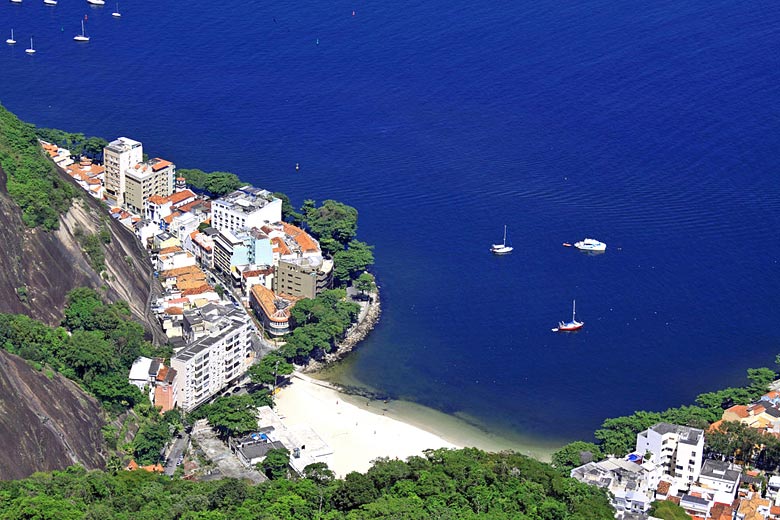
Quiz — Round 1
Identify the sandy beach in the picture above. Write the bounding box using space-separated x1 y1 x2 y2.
274 373 458 476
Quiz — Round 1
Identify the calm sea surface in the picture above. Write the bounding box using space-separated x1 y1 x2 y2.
2 0 779 445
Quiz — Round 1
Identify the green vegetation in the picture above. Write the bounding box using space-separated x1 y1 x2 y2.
553 365 779 470
33 127 108 159
0 103 76 229
259 447 290 480
332 240 375 285
648 500 692 520
0 448 613 519
0 288 164 415
303 199 358 247
353 272 376 297
273 191 303 224
190 395 259 439
263 289 360 365
178 168 244 196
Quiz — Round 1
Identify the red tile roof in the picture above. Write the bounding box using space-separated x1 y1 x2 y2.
147 195 167 205
151 158 173 172
656 481 671 495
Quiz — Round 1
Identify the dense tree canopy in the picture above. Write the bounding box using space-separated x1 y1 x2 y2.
193 395 259 438
178 168 244 196
0 104 76 229
303 199 359 247
332 240 375 285
0 448 613 519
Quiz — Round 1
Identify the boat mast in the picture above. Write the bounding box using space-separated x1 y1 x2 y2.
572 299 576 321
503 225 507 246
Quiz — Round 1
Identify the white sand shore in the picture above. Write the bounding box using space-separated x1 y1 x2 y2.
273 373 458 477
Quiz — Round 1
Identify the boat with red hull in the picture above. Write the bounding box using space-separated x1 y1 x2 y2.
552 300 583 332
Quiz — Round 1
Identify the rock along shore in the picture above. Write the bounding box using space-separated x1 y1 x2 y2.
300 288 382 374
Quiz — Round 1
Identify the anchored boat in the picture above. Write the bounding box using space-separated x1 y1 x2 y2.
552 300 584 332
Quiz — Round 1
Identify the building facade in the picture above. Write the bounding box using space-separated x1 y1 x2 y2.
635 423 704 487
123 158 176 214
104 137 143 207
171 303 254 412
211 186 282 234
273 256 333 299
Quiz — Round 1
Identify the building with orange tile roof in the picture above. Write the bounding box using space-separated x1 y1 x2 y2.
737 492 771 520
250 284 297 336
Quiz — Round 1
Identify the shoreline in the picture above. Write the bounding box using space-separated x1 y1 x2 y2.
287 287 559 466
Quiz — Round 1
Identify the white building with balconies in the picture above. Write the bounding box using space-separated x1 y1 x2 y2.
635 423 704 489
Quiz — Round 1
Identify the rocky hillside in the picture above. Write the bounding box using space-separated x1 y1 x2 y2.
0 349 106 479
0 163 165 341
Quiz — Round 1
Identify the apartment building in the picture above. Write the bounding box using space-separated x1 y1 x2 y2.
211 186 282 234
124 158 176 215
274 256 333 299
104 137 143 207
171 303 254 412
635 423 704 487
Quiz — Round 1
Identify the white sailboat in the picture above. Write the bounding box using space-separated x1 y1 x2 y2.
25 37 35 54
6 29 16 45
490 225 513 255
44 0 58 6
10 0 22 5
112 2 121 17
74 19 90 42
87 0 105 5
552 300 584 332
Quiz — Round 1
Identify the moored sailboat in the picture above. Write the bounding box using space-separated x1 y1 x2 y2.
552 300 584 332
490 225 513 255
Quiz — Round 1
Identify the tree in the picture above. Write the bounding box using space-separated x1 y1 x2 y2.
273 192 303 224
260 448 290 480
353 272 375 297
201 395 258 438
248 354 293 386
304 200 358 245
88 373 145 413
62 287 105 331
132 420 170 465
332 240 375 285
594 411 661 457
551 441 603 472
59 330 115 380
332 471 379 511
303 462 336 485
648 500 693 519
748 367 775 396
204 172 243 195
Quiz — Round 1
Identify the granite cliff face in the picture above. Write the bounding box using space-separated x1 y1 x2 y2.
0 349 107 479
0 164 164 341
0 162 165 479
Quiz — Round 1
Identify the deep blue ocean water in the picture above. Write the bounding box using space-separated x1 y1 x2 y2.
2 0 779 445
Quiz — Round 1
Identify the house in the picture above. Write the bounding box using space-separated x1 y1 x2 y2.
229 431 287 468
737 492 772 520
210 186 282 234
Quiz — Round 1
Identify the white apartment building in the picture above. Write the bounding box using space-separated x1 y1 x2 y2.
635 423 704 488
171 303 254 412
211 186 282 234
104 137 143 207
697 460 742 504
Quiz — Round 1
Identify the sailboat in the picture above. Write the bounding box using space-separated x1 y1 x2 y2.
25 37 35 54
44 0 58 6
87 0 105 5
552 300 584 332
74 19 89 42
6 29 16 45
490 225 513 255
112 3 121 17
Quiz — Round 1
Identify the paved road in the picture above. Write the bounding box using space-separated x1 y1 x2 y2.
164 433 189 476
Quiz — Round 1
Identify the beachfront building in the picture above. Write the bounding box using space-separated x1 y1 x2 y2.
635 423 704 488
210 186 282 234
171 302 254 412
103 137 176 214
250 284 296 336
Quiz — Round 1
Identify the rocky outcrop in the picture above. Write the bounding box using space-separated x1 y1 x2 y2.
0 349 106 479
0 164 164 342
302 291 382 373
